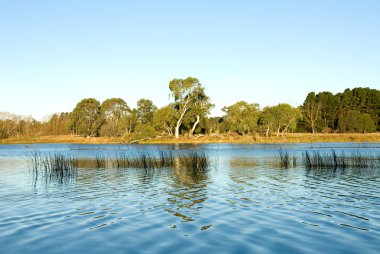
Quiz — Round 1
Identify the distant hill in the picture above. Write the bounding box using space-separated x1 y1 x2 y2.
0 112 35 122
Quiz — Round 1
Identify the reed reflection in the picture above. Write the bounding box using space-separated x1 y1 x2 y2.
164 155 210 224
29 151 77 187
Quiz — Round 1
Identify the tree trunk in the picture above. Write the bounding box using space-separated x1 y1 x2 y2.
164 124 172 136
174 124 180 139
189 115 200 137
281 123 291 137
311 123 316 133
174 109 188 139
265 126 270 137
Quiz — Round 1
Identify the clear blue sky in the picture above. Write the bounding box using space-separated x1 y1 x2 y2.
0 0 379 120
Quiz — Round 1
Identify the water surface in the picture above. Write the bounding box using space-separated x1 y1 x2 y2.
0 143 379 253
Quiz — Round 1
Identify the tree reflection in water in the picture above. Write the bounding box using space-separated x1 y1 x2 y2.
164 156 209 223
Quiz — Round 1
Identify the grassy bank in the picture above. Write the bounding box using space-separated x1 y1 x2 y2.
1 133 380 145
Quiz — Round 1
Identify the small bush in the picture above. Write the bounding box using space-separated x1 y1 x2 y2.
129 124 156 142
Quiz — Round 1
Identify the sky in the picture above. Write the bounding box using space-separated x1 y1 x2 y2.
0 0 379 120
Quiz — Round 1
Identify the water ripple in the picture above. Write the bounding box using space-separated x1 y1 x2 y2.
0 144 380 253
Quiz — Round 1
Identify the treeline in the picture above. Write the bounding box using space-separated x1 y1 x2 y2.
300 87 379 133
1 78 379 141
0 112 71 139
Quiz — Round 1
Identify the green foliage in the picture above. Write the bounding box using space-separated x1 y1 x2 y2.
316 92 337 132
302 92 321 133
136 98 157 125
336 88 380 131
70 98 102 137
260 104 302 136
130 124 156 141
223 101 259 135
303 87 380 133
169 77 213 138
184 98 214 136
338 110 376 133
44 113 71 135
124 111 139 134
153 105 177 136
207 117 227 134
169 77 201 102
1 85 379 141
100 98 131 137
362 113 377 133
101 98 131 120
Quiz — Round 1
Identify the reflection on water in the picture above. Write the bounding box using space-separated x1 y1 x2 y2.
0 143 380 254
30 153 212 188
166 159 209 224
229 157 258 169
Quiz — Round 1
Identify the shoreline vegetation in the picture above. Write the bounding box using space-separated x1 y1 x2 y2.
1 84 379 143
2 133 380 145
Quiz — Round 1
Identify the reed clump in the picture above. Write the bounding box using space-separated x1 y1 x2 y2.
302 150 347 170
95 153 107 168
277 149 379 170
29 151 78 183
277 149 297 168
113 150 175 169
158 150 175 168
112 150 209 172
178 151 209 172
302 150 379 170
350 151 371 168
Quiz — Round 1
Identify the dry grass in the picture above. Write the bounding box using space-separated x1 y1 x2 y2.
0 135 122 144
1 133 380 145
143 133 380 144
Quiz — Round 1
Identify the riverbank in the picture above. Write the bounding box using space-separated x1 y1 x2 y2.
1 133 380 145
